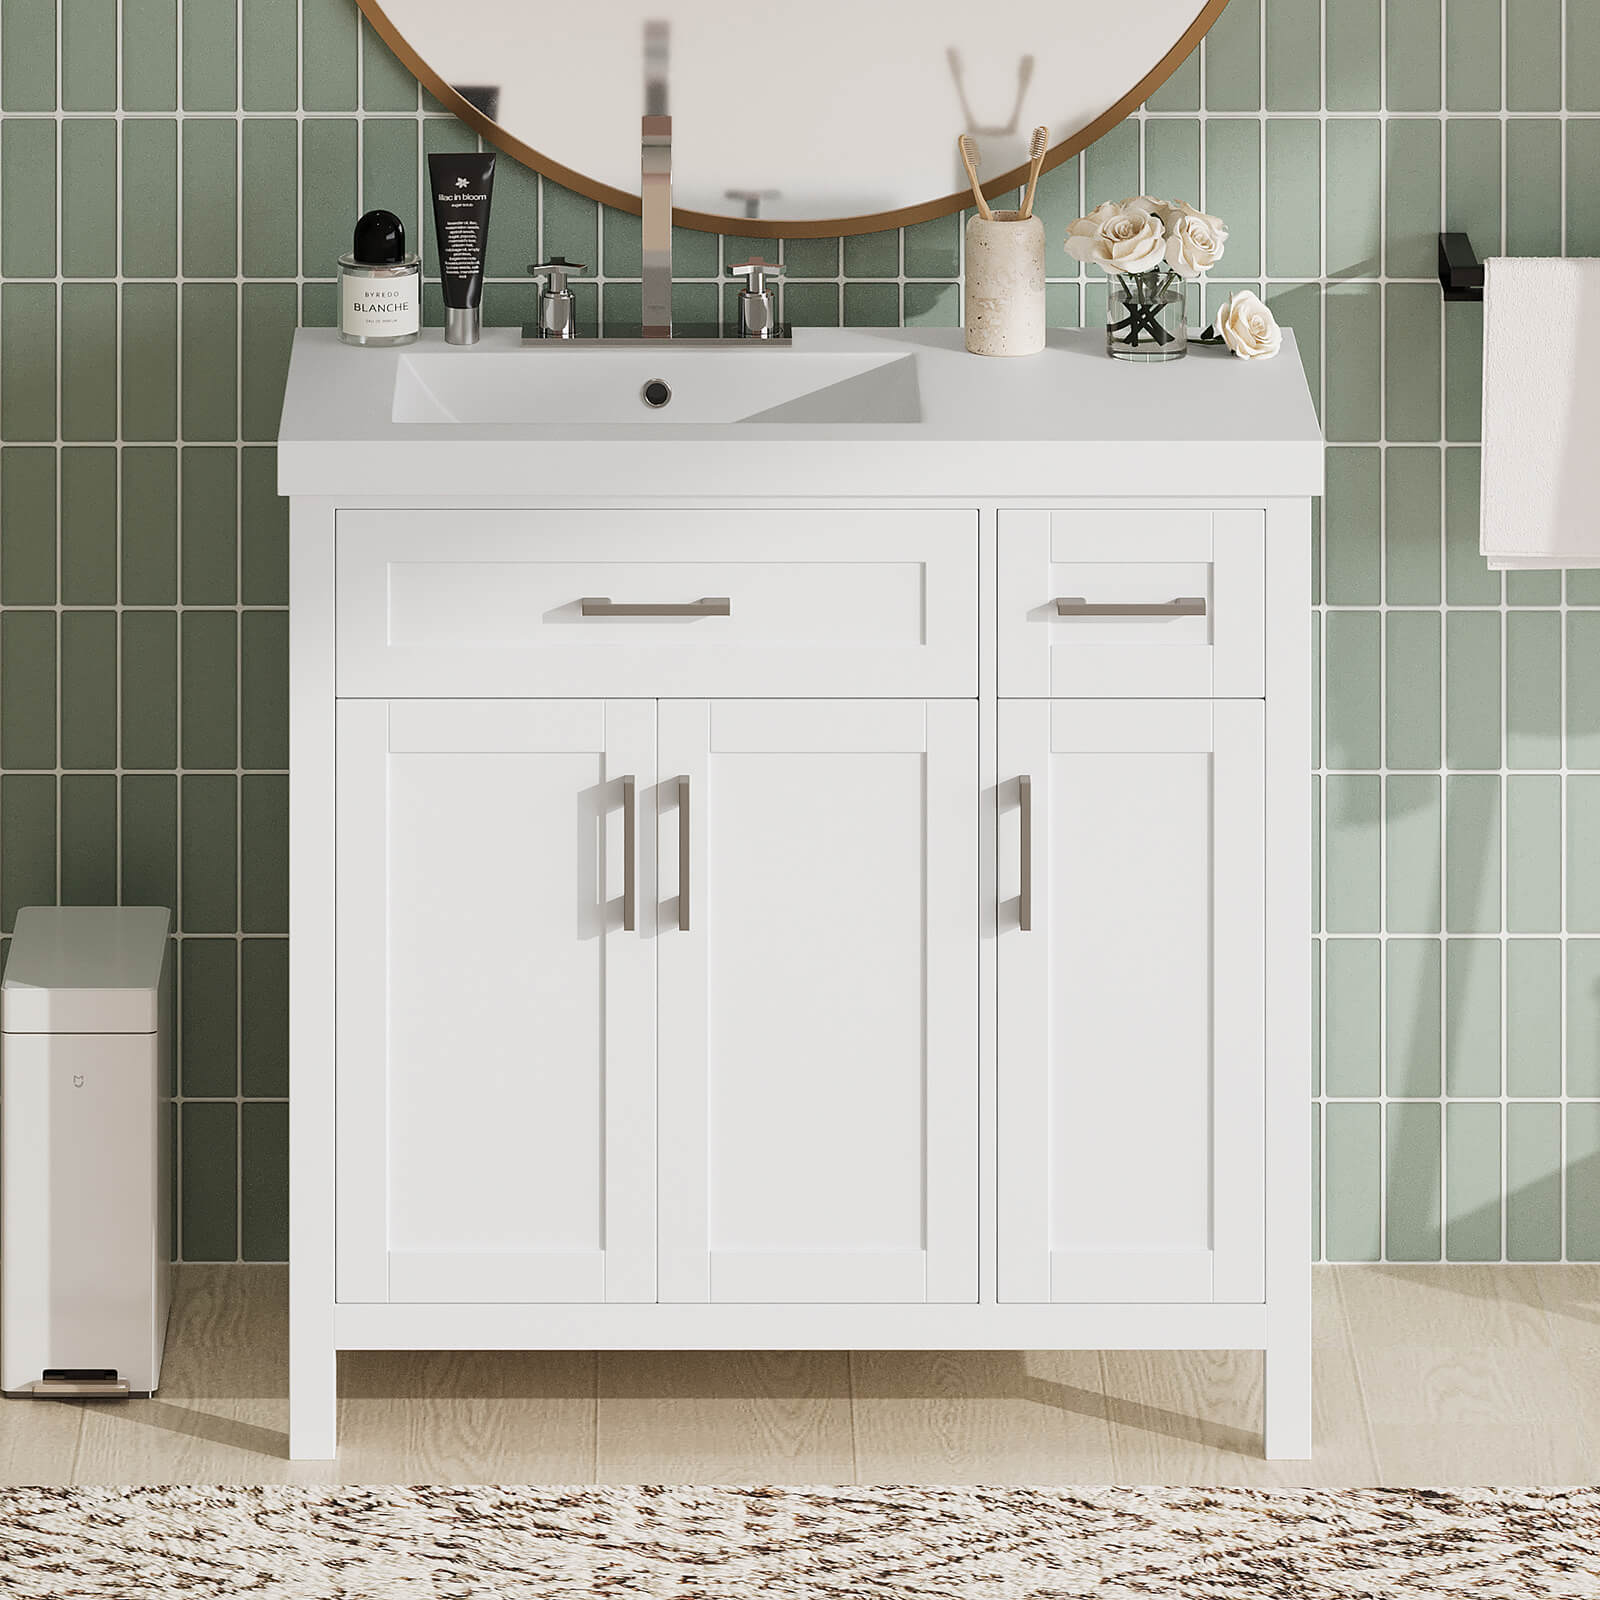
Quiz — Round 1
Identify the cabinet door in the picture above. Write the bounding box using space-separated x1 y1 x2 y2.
997 699 1265 1304
335 699 655 1303
658 700 977 1303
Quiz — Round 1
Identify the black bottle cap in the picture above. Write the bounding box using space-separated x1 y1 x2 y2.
352 209 407 265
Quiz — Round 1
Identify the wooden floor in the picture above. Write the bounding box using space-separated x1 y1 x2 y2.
7 1264 1600 1485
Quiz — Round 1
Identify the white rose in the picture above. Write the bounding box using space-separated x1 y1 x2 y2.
1212 289 1281 359
1164 203 1228 278
1065 200 1167 275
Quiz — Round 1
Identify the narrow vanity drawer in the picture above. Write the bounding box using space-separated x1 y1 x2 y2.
335 509 978 699
997 508 1265 697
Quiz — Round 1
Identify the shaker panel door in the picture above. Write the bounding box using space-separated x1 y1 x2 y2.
657 699 978 1304
335 699 655 1304
998 698 1266 1303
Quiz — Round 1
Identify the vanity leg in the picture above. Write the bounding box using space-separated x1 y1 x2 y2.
289 1327 338 1460
1263 1337 1312 1460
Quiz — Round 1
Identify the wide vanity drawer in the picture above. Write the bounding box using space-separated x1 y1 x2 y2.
335 509 978 698
998 509 1265 697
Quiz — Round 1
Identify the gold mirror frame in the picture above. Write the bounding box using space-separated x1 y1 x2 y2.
356 0 1232 238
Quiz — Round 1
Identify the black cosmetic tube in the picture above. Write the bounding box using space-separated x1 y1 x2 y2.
428 152 497 345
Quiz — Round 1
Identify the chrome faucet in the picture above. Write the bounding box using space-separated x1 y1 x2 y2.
640 19 672 340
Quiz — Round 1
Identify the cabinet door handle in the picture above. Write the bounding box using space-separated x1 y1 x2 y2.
622 775 637 932
1018 774 1033 933
581 596 732 618
1053 595 1206 618
678 775 691 932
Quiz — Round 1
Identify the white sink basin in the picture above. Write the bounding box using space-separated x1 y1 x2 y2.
391 347 922 427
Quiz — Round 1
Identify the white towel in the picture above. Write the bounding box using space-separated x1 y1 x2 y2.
1481 256 1600 568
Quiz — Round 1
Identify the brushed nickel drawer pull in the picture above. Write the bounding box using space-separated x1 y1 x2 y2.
622 775 637 932
678 775 691 933
1054 595 1207 618
581 596 731 618
1018 774 1033 933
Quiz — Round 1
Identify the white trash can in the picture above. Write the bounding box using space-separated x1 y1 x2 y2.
2 906 174 1397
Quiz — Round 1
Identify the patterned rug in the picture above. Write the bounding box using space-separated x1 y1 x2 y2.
0 1483 1596 1598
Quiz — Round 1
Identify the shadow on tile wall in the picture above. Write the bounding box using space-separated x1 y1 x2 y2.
0 0 1597 1261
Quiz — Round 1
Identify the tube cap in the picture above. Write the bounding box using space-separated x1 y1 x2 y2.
444 305 481 346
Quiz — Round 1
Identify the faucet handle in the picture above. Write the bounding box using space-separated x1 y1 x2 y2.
730 257 782 296
529 257 587 294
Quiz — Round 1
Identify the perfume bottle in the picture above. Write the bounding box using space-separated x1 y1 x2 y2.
338 210 420 347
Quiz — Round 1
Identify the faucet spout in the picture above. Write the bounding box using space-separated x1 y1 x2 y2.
641 20 672 339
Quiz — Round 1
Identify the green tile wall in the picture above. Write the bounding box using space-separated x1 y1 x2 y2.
0 0 1590 1262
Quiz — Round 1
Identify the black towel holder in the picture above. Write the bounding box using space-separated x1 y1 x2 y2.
1438 232 1484 302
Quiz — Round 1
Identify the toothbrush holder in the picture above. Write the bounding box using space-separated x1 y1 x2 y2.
963 211 1046 356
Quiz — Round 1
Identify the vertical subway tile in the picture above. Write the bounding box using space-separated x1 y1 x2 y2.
180 0 235 109
301 121 358 278
241 937 289 1096
1084 120 1138 207
1388 1103 1443 1263
241 1102 289 1261
1507 775 1562 933
59 610 116 769
240 448 287 606
1506 1102 1562 1261
61 119 116 277
1325 121 1381 277
1386 776 1442 933
1325 938 1382 1096
1445 611 1502 770
3 122 59 277
1326 0 1382 109
482 149 537 281
1324 448 1380 603
1570 776 1600 932
1325 284 1381 441
301 0 358 110
1386 0 1442 109
1444 1103 1500 1261
1386 938 1442 1097
1571 0 1600 109
1265 120 1321 278
120 610 178 769
241 774 288 933
904 211 960 279
1385 284 1442 443
1385 119 1441 278
1148 41 1199 110
904 283 959 327
181 446 237 604
241 121 298 278
1386 612 1442 770
1507 611 1562 769
1385 447 1442 604
3 284 57 441
1506 562 1562 617
1325 611 1381 768
1445 447 1498 605
241 612 288 771
843 283 898 327
1266 0 1321 108
181 283 238 441
1446 774 1502 932
543 184 598 279
1325 1103 1382 1261
1569 613 1600 769
1 447 57 604
181 773 237 933
180 936 237 1097
122 120 178 277
1506 121 1562 257
1567 1105 1600 1260
119 773 176 913
61 283 117 441
62 0 116 108
783 238 840 279
241 0 297 110
361 14 418 111
1204 0 1260 108
1507 939 1562 1097
1 612 57 769
1268 282 1321 415
180 1101 237 1262
1325 775 1382 931
1508 0 1562 107
1204 121 1260 277
1 776 56 932
2 0 56 109
1445 937 1502 1095
1446 118 1502 255
121 283 178 440
1446 0 1502 109
121 0 176 110
59 773 115 904
122 447 178 605
1570 942 1600 1097
1444 302 1484 442
181 118 237 277
842 228 898 280
180 610 238 770
1144 122 1200 220
242 283 297 442
60 446 115 605
361 117 419 250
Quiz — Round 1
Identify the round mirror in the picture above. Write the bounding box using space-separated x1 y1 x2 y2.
357 0 1230 236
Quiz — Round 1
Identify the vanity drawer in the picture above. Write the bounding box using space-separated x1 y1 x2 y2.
997 509 1264 697
335 509 978 698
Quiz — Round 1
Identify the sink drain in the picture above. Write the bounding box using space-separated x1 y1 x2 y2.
640 378 672 409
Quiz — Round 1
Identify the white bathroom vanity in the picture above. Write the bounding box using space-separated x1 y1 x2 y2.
277 325 1323 1460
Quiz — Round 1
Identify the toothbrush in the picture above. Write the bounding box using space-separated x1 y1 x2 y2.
958 135 992 220
1019 126 1049 220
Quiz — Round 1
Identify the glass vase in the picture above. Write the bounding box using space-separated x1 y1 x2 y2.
1105 271 1187 362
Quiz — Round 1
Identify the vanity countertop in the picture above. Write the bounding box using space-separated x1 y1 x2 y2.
277 324 1323 501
